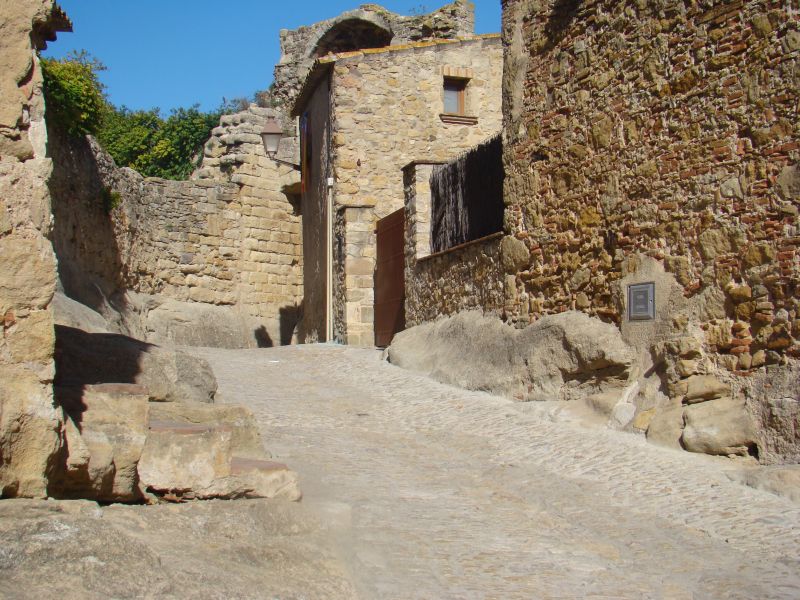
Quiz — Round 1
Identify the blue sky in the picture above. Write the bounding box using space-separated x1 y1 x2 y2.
44 1 501 114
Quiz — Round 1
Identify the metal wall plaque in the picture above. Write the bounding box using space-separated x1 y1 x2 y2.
628 282 655 321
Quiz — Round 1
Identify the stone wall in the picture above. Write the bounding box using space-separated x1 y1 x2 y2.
403 161 505 327
499 0 799 461
0 0 69 497
49 2 478 350
50 107 304 348
321 35 503 345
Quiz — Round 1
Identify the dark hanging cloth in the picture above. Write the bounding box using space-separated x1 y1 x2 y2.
430 134 503 253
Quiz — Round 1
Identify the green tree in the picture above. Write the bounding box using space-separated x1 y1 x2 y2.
140 106 221 179
42 51 234 181
41 50 107 137
96 107 161 169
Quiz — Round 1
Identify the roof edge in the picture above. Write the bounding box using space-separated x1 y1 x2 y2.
291 33 501 117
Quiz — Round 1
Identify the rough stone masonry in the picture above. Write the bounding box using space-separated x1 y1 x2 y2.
0 0 69 497
497 0 799 461
397 0 799 463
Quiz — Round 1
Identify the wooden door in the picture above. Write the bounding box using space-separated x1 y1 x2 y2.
374 208 405 347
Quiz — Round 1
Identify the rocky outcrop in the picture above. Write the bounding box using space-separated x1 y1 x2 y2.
53 383 150 502
682 397 759 457
53 291 217 403
388 311 634 402
729 465 800 504
49 292 299 502
0 0 69 498
55 324 217 404
143 298 284 349
0 498 355 598
51 380 300 503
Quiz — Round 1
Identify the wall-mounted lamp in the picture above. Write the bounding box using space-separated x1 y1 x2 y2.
260 116 300 171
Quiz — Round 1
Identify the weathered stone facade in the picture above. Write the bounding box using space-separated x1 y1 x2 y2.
50 109 303 348
432 0 800 462
0 0 69 497
398 0 799 461
403 161 505 327
50 3 484 349
295 34 503 345
274 1 475 110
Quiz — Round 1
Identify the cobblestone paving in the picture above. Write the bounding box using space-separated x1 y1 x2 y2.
191 344 800 600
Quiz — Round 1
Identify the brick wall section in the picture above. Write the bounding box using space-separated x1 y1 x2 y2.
501 0 799 372
403 162 505 327
325 35 503 345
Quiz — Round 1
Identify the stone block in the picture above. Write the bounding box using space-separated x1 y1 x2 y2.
6 309 53 364
138 421 232 496
500 236 529 274
0 365 61 498
646 403 685 450
148 402 267 461
683 375 731 404
0 236 56 314
55 384 150 502
682 397 758 457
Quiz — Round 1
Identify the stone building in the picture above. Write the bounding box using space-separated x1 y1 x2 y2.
405 0 799 462
292 32 503 346
47 2 490 350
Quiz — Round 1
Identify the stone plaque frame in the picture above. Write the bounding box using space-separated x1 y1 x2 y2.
627 282 655 321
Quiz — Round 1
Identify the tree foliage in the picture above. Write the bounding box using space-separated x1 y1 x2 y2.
99 106 220 180
42 51 229 181
41 51 107 137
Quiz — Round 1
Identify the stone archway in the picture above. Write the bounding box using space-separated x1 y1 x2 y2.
308 14 393 58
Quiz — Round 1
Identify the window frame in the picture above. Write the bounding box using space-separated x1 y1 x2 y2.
442 76 468 116
440 75 477 125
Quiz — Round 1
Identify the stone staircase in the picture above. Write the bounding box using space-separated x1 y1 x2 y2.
54 383 301 503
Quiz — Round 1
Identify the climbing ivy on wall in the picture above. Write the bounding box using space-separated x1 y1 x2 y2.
41 51 229 181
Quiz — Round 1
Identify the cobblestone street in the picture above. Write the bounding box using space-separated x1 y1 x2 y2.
191 344 800 600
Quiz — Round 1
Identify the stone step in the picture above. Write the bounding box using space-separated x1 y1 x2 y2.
147 419 230 435
148 402 267 460
138 420 301 502
54 383 150 502
138 419 233 498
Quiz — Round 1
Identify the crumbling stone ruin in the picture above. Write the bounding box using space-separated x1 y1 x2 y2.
50 1 479 350
0 0 301 502
272 2 475 109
